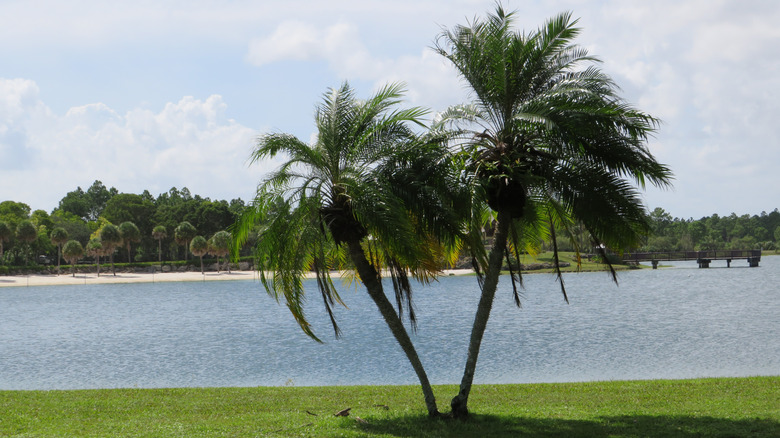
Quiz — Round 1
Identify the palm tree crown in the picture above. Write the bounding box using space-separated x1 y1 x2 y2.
435 7 673 285
236 82 463 339
62 240 84 277
152 225 167 264
50 227 69 274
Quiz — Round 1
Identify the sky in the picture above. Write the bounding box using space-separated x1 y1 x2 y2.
1 0 778 220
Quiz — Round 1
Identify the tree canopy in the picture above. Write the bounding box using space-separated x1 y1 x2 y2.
0 181 245 267
643 208 780 251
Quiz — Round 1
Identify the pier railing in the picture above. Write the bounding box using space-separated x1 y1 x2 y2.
621 249 761 268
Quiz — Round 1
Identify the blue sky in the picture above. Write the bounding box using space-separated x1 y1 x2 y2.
2 0 778 219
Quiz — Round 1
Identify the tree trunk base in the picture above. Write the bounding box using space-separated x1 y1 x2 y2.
450 394 469 419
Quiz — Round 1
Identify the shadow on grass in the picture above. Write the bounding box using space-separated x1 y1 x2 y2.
351 414 779 437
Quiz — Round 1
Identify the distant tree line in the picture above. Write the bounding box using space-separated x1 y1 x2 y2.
640 207 780 252
1 180 777 272
0 180 252 270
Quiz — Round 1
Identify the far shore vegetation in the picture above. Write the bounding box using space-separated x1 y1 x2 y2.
2 377 777 437
1 187 779 276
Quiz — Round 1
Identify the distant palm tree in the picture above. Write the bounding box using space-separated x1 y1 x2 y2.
119 221 140 263
209 230 231 273
190 235 208 274
434 7 673 417
175 221 196 261
152 225 167 265
99 224 122 276
233 82 465 417
15 220 37 265
62 240 84 277
0 221 11 261
50 227 69 275
86 238 103 276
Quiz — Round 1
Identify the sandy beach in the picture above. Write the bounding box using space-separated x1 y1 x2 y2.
0 270 262 288
0 269 472 288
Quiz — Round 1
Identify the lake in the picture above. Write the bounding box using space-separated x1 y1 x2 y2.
1 256 778 390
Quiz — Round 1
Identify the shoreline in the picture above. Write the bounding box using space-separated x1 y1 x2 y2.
0 269 474 288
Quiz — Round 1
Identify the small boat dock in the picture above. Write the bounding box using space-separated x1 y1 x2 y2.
622 250 761 269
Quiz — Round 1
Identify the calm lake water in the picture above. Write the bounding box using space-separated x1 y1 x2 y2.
1 256 778 390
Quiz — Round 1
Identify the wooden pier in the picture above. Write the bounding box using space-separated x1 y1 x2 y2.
622 250 761 269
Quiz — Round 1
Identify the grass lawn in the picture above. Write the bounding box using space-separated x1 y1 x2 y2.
510 250 643 274
1 377 777 437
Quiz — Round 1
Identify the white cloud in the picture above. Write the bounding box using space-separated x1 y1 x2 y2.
65 103 123 130
0 0 277 48
245 19 466 118
0 78 267 211
245 21 326 66
246 21 380 79
0 78 53 170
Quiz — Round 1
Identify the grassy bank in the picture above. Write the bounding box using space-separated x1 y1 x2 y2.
2 377 777 437
510 250 642 274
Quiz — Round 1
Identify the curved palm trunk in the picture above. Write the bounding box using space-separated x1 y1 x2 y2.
57 244 62 275
157 239 162 266
451 209 511 418
346 239 440 417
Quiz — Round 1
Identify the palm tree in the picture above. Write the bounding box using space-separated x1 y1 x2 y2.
209 230 231 273
119 221 140 263
50 227 69 275
0 221 11 261
434 7 673 417
62 240 84 277
99 223 122 276
233 82 464 417
15 220 37 265
152 225 167 266
86 238 103 276
190 235 208 274
175 221 196 261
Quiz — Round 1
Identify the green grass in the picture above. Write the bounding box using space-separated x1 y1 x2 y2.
510 251 643 274
1 377 777 437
